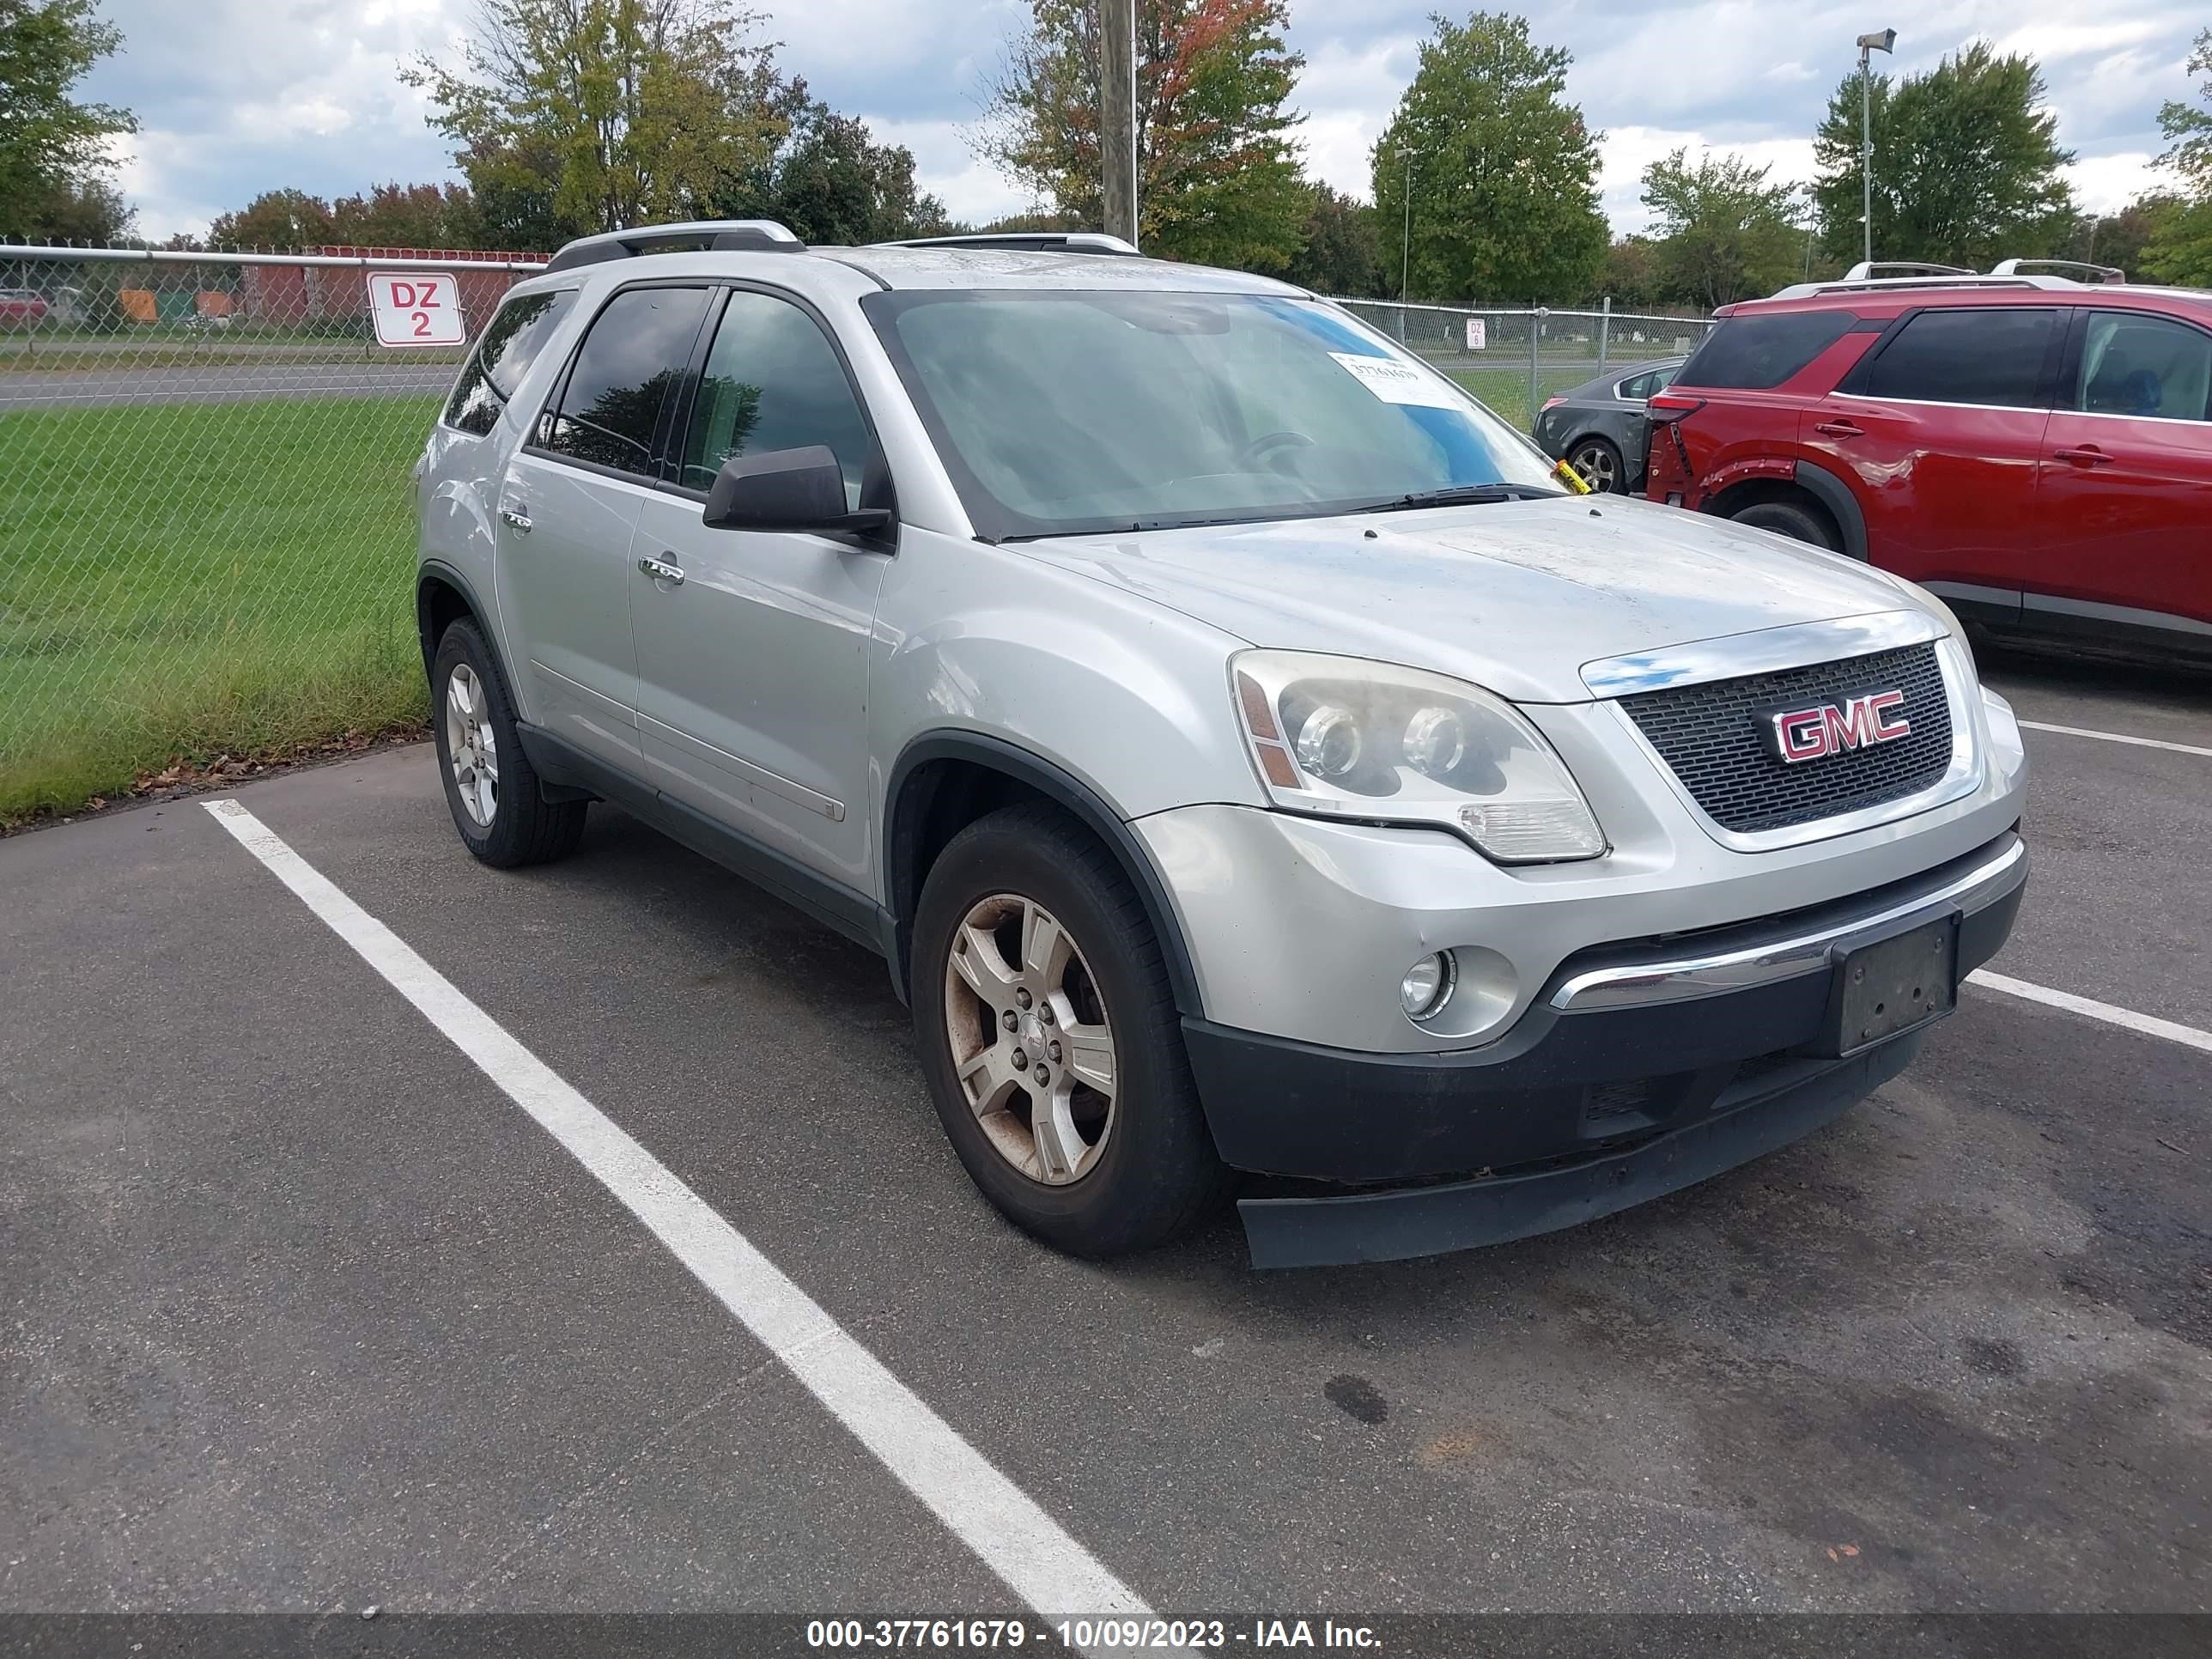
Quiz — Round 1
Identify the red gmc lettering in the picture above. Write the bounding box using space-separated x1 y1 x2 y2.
1771 691 1911 763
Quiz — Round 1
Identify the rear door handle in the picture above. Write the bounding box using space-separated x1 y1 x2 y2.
638 555 685 585
2053 446 2112 467
500 506 532 533
1813 419 1863 439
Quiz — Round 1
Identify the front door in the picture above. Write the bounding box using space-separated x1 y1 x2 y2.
2031 307 2212 635
629 288 891 891
493 283 712 763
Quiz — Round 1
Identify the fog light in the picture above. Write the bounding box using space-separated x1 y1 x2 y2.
1400 951 1455 1022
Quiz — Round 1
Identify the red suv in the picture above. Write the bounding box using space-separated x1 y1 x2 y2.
1644 267 2212 659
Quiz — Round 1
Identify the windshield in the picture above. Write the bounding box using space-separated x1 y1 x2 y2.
864 289 1564 539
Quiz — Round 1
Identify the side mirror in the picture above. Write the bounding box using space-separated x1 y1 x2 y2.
702 444 891 536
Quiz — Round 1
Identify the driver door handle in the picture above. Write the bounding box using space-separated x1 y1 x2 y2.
2053 446 2112 467
638 555 685 585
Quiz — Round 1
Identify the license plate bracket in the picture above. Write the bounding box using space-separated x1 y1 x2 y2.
1817 916 1958 1056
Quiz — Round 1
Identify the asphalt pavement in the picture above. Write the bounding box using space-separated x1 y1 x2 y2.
1 647 2205 1636
0 362 454 410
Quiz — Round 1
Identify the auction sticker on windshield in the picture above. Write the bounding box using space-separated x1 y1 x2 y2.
1328 350 1462 409
367 272 466 348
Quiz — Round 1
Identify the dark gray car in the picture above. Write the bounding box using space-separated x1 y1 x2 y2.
1531 356 1683 494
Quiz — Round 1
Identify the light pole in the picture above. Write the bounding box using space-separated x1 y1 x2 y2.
1398 144 1417 302
1856 28 1895 266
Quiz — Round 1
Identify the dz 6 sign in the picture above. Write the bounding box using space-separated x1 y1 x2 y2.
366 273 466 348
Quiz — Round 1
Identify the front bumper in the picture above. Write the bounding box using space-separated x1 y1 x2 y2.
1182 831 2026 1267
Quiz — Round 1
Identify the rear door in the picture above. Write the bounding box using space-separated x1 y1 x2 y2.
495 283 712 764
2030 306 2212 635
1802 305 2064 610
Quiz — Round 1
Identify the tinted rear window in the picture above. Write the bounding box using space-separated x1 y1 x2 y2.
1678 312 1856 389
1858 307 2058 408
441 289 576 434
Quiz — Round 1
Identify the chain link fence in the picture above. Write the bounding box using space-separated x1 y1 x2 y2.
1332 300 1716 431
1 246 1716 822
0 245 542 821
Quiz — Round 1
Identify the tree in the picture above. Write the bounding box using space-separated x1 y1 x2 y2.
207 188 335 250
1592 235 1662 308
0 0 137 239
1640 148 1805 308
403 0 785 239
2142 29 2212 287
977 0 1309 270
2072 194 2180 278
1268 184 1382 295
329 182 485 249
714 85 951 244
1811 43 2076 269
1370 12 1607 304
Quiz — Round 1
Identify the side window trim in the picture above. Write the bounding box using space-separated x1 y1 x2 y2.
525 277 715 481
657 279 895 510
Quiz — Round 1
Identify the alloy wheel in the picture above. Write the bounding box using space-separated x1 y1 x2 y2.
444 662 499 828
1571 441 1620 493
943 894 1118 1185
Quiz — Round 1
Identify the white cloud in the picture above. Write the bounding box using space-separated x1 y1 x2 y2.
1599 130 1819 234
2063 150 2165 215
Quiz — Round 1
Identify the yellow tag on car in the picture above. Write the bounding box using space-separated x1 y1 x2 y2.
1553 458 1595 495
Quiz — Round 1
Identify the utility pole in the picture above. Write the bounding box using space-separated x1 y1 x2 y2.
1399 145 1417 301
1856 29 1895 266
1101 0 1138 246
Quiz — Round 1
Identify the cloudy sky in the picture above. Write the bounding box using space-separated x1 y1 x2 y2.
82 0 2203 246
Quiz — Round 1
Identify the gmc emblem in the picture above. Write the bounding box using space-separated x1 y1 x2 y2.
1761 690 1911 763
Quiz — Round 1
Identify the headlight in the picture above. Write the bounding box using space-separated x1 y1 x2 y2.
1231 650 1607 863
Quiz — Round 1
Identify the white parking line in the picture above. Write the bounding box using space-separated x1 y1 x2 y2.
2017 720 2212 759
201 798 1158 1635
1967 969 2212 1056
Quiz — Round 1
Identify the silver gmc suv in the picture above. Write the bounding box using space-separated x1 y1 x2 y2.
412 221 2029 1267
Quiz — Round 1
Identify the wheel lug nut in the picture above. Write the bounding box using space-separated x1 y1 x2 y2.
1001 1010 1018 1032
1040 1005 1054 1025
1015 988 1032 1010
1034 1064 1050 1085
1048 1042 1062 1064
1012 1048 1027 1070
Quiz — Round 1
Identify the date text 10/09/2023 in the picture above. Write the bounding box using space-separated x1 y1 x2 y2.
805 1619 1382 1650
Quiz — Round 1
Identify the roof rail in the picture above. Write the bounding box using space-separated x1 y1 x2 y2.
1840 259 1976 281
1990 258 2126 283
1765 272 2076 301
872 232 1141 257
544 220 802 274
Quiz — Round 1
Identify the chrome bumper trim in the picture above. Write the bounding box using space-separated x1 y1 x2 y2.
1547 836 2027 1012
1579 609 1945 698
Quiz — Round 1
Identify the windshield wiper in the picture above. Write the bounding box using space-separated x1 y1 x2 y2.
1364 483 1557 512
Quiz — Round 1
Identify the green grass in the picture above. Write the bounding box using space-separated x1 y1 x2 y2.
1444 366 1602 431
1 395 438 823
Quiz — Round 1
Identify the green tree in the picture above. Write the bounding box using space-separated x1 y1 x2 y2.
1370 11 1607 303
0 0 137 239
2142 30 2212 287
207 187 335 250
329 181 485 249
1811 43 2076 269
2070 194 2179 278
1640 148 1804 308
403 0 784 238
977 0 1309 269
1269 183 1382 295
715 85 951 244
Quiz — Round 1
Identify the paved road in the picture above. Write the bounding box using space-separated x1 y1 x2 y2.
1 650 2205 1638
0 362 454 410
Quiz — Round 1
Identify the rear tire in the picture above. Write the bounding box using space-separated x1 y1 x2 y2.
1567 435 1626 494
430 618 587 868
910 805 1225 1258
1730 499 1839 551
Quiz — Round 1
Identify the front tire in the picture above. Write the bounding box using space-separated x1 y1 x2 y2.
910 805 1224 1257
430 618 587 868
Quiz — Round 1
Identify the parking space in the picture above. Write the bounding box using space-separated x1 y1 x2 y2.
3 649 2207 1629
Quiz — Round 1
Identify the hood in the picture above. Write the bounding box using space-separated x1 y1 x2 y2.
1022 495 1929 704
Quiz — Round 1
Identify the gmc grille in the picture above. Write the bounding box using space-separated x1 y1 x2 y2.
1620 641 1954 835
